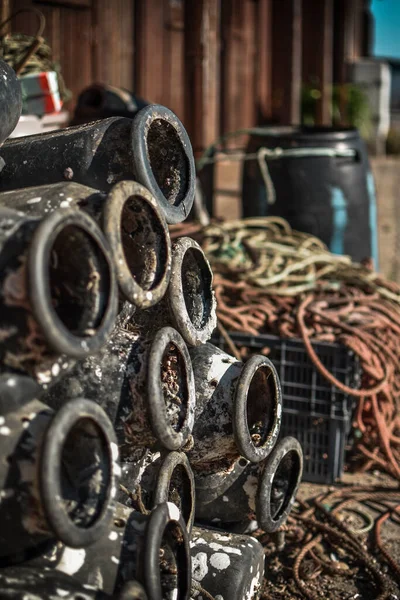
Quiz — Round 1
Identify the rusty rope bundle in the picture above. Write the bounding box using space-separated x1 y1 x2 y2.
170 217 400 480
260 486 400 600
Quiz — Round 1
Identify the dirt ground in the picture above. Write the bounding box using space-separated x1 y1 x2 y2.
260 472 400 600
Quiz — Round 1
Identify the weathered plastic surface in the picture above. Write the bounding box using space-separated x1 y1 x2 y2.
191 526 265 600
189 343 282 469
0 104 196 224
0 205 117 380
0 60 22 146
43 326 196 452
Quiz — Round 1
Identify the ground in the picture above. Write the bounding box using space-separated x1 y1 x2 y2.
260 472 400 600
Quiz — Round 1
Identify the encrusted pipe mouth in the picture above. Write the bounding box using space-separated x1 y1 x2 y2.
103 181 171 308
153 452 195 534
132 105 196 224
148 327 196 451
234 356 282 463
29 208 118 358
169 237 217 346
144 502 191 600
40 398 120 548
257 437 303 533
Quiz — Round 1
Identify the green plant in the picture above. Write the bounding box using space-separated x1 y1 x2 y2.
301 81 372 138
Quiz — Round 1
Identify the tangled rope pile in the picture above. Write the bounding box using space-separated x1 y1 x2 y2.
256 485 400 600
170 217 400 480
0 8 71 101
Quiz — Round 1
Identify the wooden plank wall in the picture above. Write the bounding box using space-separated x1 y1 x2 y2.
1 0 364 146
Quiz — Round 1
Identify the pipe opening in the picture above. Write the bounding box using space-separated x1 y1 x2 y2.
161 343 188 433
246 365 276 449
159 521 185 600
181 247 212 330
59 417 111 528
147 119 189 207
79 87 104 109
168 464 192 527
48 225 111 336
121 195 167 291
270 450 301 521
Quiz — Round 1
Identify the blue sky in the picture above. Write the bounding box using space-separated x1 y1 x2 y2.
372 0 400 58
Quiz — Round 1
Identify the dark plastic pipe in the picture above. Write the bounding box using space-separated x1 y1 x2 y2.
189 343 282 469
0 180 172 308
40 502 191 600
0 205 117 380
0 60 22 146
0 375 119 559
131 236 217 346
0 565 112 599
118 451 195 534
0 104 195 224
191 526 265 600
43 326 196 452
195 437 303 532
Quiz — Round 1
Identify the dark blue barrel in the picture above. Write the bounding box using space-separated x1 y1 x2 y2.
241 126 378 267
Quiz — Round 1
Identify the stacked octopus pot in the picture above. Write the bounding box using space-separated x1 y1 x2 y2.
0 60 303 600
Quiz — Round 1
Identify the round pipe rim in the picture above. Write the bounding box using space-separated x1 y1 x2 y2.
39 398 119 547
28 208 118 358
148 327 196 451
257 436 303 533
153 451 195 534
132 105 195 225
144 502 191 600
234 355 282 463
103 180 171 308
168 237 217 347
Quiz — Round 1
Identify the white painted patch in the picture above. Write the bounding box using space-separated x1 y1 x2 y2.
56 547 86 575
206 351 236 388
27 197 42 204
242 475 258 512
51 363 60 377
37 371 51 384
209 542 241 556
110 442 119 461
56 590 69 597
7 378 16 387
210 552 230 570
215 596 224 600
146 291 153 301
0 416 4 425
0 426 10 435
167 502 180 522
222 495 229 502
212 533 231 542
111 555 119 564
109 531 118 541
192 552 208 581
190 537 207 548
60 201 70 208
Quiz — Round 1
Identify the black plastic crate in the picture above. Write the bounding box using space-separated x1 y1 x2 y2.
211 331 360 484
